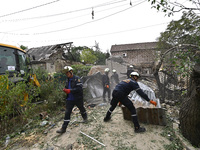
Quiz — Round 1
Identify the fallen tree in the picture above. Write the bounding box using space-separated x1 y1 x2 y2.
179 61 200 147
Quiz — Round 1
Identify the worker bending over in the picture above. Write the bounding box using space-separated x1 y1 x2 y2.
103 72 157 133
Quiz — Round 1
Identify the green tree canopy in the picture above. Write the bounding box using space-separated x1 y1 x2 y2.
157 11 200 74
63 46 88 62
93 49 108 65
148 0 200 17
158 11 200 47
80 48 97 64
148 1 200 147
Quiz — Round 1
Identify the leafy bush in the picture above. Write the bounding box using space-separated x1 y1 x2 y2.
0 71 66 140
71 64 92 77
53 72 66 83
0 65 92 141
39 79 66 109
32 67 48 82
0 74 39 138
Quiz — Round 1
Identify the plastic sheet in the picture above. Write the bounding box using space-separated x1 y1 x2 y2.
129 82 161 108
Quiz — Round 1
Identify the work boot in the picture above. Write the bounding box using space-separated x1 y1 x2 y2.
81 112 88 123
82 117 88 123
135 127 146 133
103 116 111 122
56 128 66 134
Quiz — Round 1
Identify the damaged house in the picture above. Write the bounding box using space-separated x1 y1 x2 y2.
110 42 160 75
26 42 73 73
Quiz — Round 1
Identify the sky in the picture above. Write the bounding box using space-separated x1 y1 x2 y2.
0 0 185 52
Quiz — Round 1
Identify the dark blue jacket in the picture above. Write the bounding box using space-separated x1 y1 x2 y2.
65 75 83 100
114 78 150 102
111 73 119 84
102 73 110 87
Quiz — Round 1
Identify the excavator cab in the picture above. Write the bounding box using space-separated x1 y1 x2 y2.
0 43 29 79
0 43 40 102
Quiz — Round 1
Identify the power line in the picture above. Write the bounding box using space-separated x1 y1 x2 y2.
0 0 145 35
1 0 127 21
1 22 169 44
0 0 61 18
41 22 169 41
34 0 146 34
5 3 129 33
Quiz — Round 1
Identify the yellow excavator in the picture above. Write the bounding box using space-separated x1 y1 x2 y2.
0 43 40 103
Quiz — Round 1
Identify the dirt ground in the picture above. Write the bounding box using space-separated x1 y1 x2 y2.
5 103 174 150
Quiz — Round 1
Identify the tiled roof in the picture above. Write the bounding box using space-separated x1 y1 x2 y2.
110 42 158 52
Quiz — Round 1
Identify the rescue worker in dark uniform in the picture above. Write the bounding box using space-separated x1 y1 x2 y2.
126 65 134 78
102 68 111 102
111 69 119 91
56 66 88 134
111 69 119 84
103 72 157 133
120 65 134 79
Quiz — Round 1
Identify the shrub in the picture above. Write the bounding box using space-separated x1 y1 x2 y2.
71 64 92 77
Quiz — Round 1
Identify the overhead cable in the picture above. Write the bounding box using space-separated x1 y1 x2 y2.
1 0 146 35
34 0 146 35
5 3 129 32
1 22 169 44
1 0 127 21
0 0 61 18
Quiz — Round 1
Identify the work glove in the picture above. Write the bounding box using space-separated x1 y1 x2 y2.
63 88 71 94
150 100 157 106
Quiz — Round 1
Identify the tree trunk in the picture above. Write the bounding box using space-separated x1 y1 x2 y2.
179 63 200 147
153 71 165 102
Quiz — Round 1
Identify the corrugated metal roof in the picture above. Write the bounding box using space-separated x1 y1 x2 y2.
110 42 158 52
129 81 161 108
27 45 56 61
27 42 72 61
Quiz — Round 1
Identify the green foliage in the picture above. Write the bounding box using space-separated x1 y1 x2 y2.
148 0 173 16
0 75 38 115
67 46 86 62
147 0 198 17
39 79 65 110
32 67 48 82
161 117 184 150
93 50 107 65
64 46 90 62
0 74 39 138
164 138 183 150
71 64 92 77
0 71 66 140
159 12 200 46
80 48 97 64
20 45 28 50
157 12 200 78
67 46 108 65
53 72 66 83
